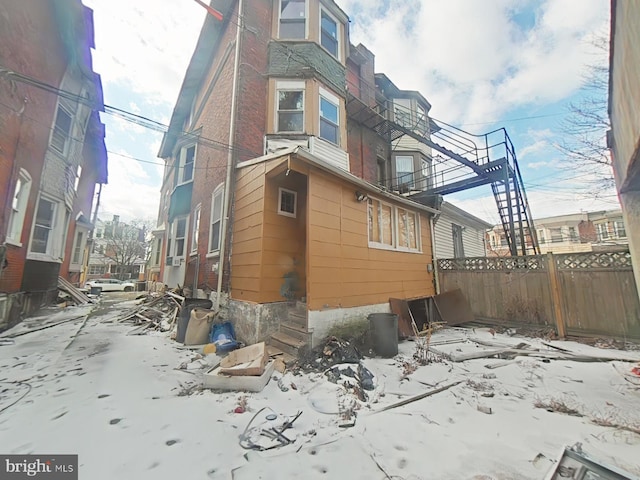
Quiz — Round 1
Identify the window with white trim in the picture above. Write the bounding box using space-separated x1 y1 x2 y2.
7 169 31 244
178 145 196 184
277 81 305 133
89 265 106 275
31 198 57 255
71 230 84 265
368 197 421 252
279 0 306 39
191 205 201 255
319 88 339 144
278 188 297 218
174 217 187 258
320 7 339 59
395 155 414 186
596 223 609 241
74 166 82 192
368 198 393 247
154 237 162 266
209 185 224 254
51 105 73 154
614 220 626 238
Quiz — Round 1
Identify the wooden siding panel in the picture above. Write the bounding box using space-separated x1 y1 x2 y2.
307 172 435 311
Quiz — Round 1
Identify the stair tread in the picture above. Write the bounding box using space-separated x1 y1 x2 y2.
266 346 297 364
280 321 312 333
271 332 306 348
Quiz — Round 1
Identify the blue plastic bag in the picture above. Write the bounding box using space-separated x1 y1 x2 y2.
209 321 238 352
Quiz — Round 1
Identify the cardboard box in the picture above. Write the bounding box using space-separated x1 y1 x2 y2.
219 342 268 376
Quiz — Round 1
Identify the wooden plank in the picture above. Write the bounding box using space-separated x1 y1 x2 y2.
546 253 566 339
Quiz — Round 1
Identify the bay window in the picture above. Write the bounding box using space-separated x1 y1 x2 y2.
51 105 72 154
319 88 339 144
396 155 414 185
279 0 306 39
277 82 305 133
320 8 339 58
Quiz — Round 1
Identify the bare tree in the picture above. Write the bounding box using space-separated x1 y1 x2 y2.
555 33 615 194
103 219 152 280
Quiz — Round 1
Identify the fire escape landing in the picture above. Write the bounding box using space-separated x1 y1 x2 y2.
346 90 539 257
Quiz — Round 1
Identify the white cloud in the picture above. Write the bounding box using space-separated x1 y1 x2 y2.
85 0 205 106
100 151 159 222
527 161 549 169
344 0 608 125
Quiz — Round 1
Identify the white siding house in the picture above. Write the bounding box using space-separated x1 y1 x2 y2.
434 202 492 259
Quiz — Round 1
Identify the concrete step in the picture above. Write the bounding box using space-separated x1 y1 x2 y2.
288 310 307 327
280 321 313 343
269 332 307 358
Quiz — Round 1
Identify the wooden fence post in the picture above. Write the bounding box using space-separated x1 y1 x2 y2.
546 252 566 339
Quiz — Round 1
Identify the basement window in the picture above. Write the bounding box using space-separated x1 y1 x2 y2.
278 188 297 218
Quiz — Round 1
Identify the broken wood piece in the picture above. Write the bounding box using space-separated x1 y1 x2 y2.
485 360 517 369
375 380 463 413
541 341 576 354
133 313 155 323
2 315 88 338
165 291 185 303
477 405 493 414
219 342 268 377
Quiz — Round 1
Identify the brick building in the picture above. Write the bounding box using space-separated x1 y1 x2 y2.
156 0 473 349
0 0 107 329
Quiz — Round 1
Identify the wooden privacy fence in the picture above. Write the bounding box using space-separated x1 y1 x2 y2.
437 251 640 339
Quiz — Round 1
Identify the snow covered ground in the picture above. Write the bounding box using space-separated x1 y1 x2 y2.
1 296 639 479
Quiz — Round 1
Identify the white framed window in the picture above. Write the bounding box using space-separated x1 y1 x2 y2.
51 104 73 155
30 197 59 255
396 155 414 185
368 198 393 247
596 223 609 241
178 145 196 184
320 7 340 59
174 217 188 258
393 98 412 128
209 184 224 254
191 205 201 255
319 88 339 145
614 220 626 238
74 166 82 192
398 208 419 251
279 0 306 39
7 169 32 245
71 230 85 265
277 81 305 133
537 229 546 244
154 237 162 266
367 197 421 253
89 265 106 275
278 188 297 218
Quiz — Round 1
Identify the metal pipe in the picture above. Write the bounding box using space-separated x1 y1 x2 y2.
215 0 243 310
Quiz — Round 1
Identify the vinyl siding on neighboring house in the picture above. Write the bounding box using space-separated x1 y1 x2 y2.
434 212 487 259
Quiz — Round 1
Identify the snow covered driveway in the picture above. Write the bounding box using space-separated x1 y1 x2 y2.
1 298 639 479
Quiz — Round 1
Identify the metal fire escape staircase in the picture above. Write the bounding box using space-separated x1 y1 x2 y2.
346 93 539 256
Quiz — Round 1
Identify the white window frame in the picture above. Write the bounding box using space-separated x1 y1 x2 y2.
278 0 307 39
208 184 225 256
278 188 297 218
70 229 87 269
50 104 73 155
178 144 196 185
367 197 421 253
614 220 626 238
7 169 32 246
596 223 609 241
397 208 421 252
319 5 340 60
395 155 415 186
190 204 201 255
276 80 305 134
173 216 188 259
28 195 67 260
319 87 340 145
153 237 162 266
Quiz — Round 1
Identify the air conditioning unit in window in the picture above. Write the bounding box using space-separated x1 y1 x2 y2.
172 257 182 267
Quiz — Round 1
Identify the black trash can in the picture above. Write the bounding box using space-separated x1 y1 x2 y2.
90 286 102 296
176 298 213 343
368 313 398 358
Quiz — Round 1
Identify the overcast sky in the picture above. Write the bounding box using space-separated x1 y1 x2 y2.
84 0 618 224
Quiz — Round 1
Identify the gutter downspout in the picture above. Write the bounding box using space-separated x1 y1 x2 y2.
215 0 243 311
430 212 441 294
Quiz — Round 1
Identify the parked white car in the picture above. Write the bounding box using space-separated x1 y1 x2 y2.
85 278 136 292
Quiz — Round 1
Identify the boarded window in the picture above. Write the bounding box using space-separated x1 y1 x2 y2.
368 198 392 246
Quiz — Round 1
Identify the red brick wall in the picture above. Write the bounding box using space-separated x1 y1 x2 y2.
184 0 272 293
0 1 68 293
